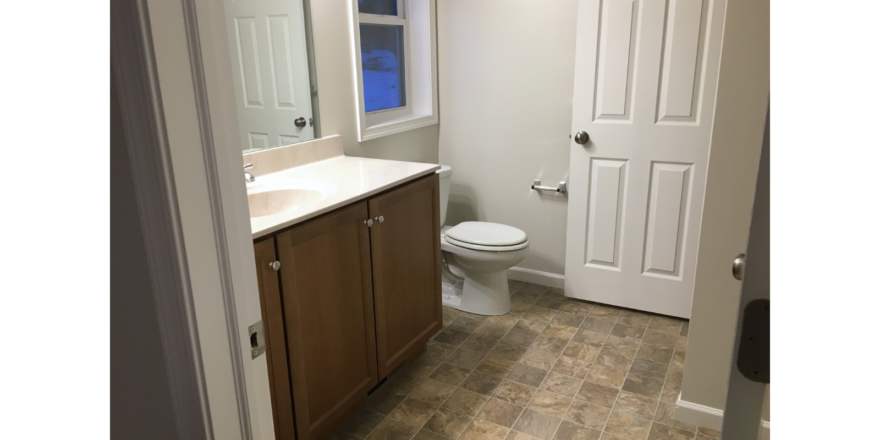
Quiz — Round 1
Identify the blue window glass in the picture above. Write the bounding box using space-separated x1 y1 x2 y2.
360 24 406 112
358 0 397 16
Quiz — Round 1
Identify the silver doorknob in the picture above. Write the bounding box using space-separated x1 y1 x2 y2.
365 219 373 227
574 131 590 145
269 261 281 271
732 253 746 281
294 117 307 128
376 215 384 224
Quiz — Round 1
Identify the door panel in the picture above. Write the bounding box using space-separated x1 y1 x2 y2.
565 0 726 317
275 202 378 440
585 159 627 268
368 175 442 378
253 237 296 440
657 0 706 121
594 0 637 120
642 162 692 277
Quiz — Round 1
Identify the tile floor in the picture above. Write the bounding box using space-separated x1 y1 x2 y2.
329 281 720 440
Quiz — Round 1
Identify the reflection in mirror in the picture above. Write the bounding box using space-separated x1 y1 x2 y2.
222 0 320 153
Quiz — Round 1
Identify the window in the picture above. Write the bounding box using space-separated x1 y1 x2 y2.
358 0 398 15
358 0 410 117
359 22 407 112
350 0 438 141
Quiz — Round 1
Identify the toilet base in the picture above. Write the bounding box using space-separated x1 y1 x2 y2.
441 270 512 316
441 279 463 308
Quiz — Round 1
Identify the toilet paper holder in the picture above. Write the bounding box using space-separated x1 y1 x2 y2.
532 179 567 194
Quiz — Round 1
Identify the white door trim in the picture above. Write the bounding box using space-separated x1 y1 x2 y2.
177 0 254 437
112 0 265 438
111 1 214 438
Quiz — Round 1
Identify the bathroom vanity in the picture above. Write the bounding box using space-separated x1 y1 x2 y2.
247 137 442 440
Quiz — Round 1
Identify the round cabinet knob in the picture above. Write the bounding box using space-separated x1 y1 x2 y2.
376 215 384 224
294 117 307 128
365 219 373 227
269 261 281 271
574 131 590 145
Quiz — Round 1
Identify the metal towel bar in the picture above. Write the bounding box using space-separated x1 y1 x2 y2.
532 179 567 193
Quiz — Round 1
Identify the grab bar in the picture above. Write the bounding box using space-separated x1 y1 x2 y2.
532 179 567 194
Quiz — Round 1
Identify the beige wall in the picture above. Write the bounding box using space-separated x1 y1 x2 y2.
111 76 179 440
437 0 578 275
309 1 439 164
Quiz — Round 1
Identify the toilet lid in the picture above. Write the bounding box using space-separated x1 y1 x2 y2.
445 221 528 246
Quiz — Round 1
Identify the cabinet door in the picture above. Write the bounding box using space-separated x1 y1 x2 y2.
275 202 379 440
253 237 296 440
369 174 443 378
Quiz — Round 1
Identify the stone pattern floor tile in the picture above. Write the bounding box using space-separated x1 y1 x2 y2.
328 280 715 440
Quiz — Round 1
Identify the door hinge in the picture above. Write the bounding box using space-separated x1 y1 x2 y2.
736 299 769 384
249 320 266 359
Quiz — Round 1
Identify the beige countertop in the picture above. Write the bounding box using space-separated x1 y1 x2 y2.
248 154 439 239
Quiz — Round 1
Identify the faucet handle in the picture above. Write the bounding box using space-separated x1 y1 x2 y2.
244 163 253 169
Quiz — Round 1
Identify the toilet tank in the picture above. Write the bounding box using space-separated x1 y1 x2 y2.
436 165 452 226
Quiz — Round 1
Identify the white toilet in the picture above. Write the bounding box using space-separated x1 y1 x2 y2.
437 166 529 315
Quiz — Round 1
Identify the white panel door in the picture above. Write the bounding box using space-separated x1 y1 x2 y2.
565 0 727 317
224 0 314 151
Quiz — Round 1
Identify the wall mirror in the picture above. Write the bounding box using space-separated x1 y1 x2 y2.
222 0 320 153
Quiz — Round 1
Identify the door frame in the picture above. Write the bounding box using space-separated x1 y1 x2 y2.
111 0 274 438
674 0 769 435
720 107 770 440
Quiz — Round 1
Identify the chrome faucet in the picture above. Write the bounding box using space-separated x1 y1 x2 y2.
244 163 255 183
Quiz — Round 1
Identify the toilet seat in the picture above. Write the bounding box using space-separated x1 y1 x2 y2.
444 221 528 252
445 236 529 252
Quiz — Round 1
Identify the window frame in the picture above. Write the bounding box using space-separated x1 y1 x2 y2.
358 2 413 124
349 0 438 142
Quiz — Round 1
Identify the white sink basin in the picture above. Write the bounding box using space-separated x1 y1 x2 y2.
246 179 337 218
247 189 324 218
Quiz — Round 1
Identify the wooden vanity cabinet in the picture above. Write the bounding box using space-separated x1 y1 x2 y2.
276 201 379 440
369 174 443 378
255 174 442 440
253 238 296 440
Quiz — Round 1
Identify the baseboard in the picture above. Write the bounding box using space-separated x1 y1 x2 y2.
675 398 724 431
506 267 565 289
676 398 770 439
